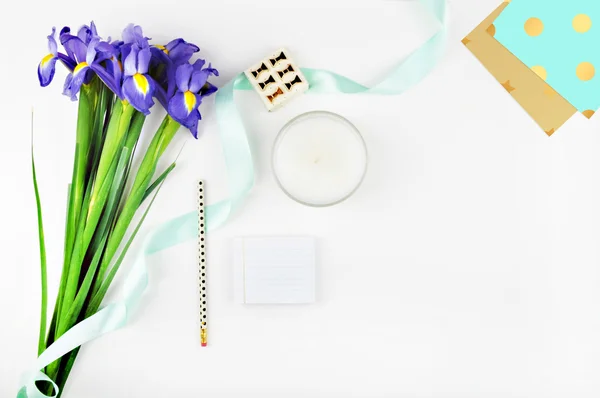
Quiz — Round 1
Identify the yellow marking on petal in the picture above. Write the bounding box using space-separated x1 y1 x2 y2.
154 44 169 54
41 53 54 67
74 62 89 75
184 90 196 113
133 73 150 95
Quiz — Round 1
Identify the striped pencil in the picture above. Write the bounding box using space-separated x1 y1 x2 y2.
198 181 207 346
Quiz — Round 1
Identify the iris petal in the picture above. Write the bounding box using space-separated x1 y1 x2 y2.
77 24 93 44
150 46 170 64
62 36 88 63
57 53 76 71
192 58 206 71
94 40 116 62
38 55 57 87
123 45 138 77
59 27 73 57
200 82 218 97
60 26 71 38
184 91 196 113
90 21 98 38
189 69 210 93
105 56 122 85
175 63 193 92
165 38 199 65
168 93 202 138
204 63 219 77
168 92 191 122
120 43 133 69
85 38 99 65
47 27 57 55
122 24 149 48
91 63 122 98
137 47 152 75
63 67 88 101
122 74 156 115
185 111 201 139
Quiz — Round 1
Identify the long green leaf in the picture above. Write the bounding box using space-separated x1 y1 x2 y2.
46 143 126 384
46 184 74 347
57 234 107 337
57 100 127 314
96 116 180 287
54 153 79 336
87 161 177 316
31 112 48 356
54 346 79 398
60 149 131 338
71 85 95 239
53 82 100 340
57 137 124 333
88 100 134 215
141 163 176 204
52 145 134 396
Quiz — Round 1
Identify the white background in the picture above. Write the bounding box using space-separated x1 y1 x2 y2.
2 0 600 396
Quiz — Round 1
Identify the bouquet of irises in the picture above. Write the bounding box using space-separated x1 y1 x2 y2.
31 22 217 396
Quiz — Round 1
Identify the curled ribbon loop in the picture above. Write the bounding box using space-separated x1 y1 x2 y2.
19 1 446 395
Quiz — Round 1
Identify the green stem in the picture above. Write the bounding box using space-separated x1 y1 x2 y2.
87 161 177 316
47 107 139 393
55 347 79 398
56 101 134 338
71 84 95 237
52 85 97 336
49 116 179 394
31 117 48 357
92 115 180 298
87 100 134 217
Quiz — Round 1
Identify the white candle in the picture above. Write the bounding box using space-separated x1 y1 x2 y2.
272 111 367 206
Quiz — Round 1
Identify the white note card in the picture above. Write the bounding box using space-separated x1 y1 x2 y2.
233 237 316 304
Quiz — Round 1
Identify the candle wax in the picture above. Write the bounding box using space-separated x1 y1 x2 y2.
273 112 367 206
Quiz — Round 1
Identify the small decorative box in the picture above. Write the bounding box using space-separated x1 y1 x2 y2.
244 48 309 111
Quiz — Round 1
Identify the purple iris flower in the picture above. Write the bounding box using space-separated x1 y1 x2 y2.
37 28 77 87
38 21 218 124
38 28 59 87
122 45 156 115
122 24 150 48
119 24 150 79
150 38 200 101
152 38 199 66
76 21 98 44
167 60 218 138
62 36 119 101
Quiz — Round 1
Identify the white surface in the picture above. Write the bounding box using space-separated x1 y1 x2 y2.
233 237 316 304
3 0 600 397
273 112 367 206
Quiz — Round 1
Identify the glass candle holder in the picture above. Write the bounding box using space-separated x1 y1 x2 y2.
272 111 368 207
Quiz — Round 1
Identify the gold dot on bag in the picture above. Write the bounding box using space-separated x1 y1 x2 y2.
577 62 595 81
525 17 544 36
573 14 592 33
531 65 547 80
583 110 596 119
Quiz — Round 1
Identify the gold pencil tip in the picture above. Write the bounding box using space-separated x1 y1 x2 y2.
201 328 207 347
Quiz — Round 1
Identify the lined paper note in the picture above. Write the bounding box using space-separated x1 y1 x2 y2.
233 237 316 304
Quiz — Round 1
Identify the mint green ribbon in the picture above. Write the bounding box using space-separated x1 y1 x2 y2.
19 1 446 396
